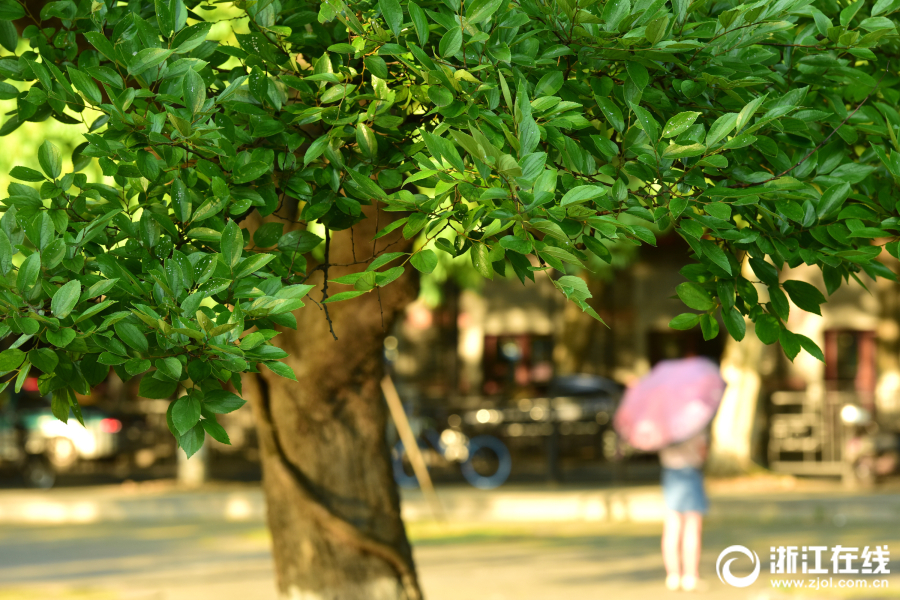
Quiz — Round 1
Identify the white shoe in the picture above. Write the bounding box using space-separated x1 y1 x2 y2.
666 573 681 591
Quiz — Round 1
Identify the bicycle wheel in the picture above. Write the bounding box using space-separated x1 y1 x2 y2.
391 440 429 488
461 435 511 489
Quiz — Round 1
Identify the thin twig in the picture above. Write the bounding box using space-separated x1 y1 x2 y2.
377 287 385 331
320 228 338 341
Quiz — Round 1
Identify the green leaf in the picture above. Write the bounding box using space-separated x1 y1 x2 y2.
662 112 701 138
136 150 160 181
203 389 246 413
179 424 205 458
816 183 851 220
669 313 700 330
755 314 781 345
304 135 330 166
560 185 608 207
10 166 45 182
29 348 59 374
706 113 738 147
51 280 81 319
410 249 438 273
356 122 378 158
139 376 178 399
872 0 900 16
797 334 825 362
234 254 276 278
182 68 206 114
840 0 864 26
700 314 719 340
408 3 429 46
0 348 25 371
783 280 826 315
51 390 70 424
201 418 231 444
378 0 403 36
596 97 624 132
253 223 284 248
779 329 801 361
736 95 767 133
221 220 243 268
83 31 116 61
233 161 269 185
439 28 462 57
0 20 14 53
583 235 611 262
723 306 746 341
769 286 790 322
601 0 630 31
47 328 76 347
676 282 715 310
155 357 183 381
364 55 389 79
535 72 564 97
629 103 659 141
320 83 356 103
38 141 62 179
264 361 297 381
467 0 503 23
67 66 102 105
115 322 149 353
278 229 323 254
323 290 368 303
0 0 25 20
471 242 494 279
172 393 201 435
662 143 706 159
125 358 151 376
626 63 649 90
129 48 174 76
16 252 41 292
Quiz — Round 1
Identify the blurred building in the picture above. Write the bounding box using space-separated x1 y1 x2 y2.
388 231 900 479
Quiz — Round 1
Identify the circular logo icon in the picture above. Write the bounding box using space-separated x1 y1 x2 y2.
716 545 761 588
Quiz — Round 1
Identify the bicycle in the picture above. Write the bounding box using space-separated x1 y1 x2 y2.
391 427 512 490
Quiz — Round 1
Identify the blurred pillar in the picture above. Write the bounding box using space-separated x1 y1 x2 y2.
176 386 208 487
178 441 208 487
707 326 763 475
875 273 900 420
457 290 485 394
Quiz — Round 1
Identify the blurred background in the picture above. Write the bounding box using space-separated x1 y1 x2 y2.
4 78 900 600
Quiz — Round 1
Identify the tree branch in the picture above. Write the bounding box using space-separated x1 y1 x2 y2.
320 228 338 341
734 62 889 189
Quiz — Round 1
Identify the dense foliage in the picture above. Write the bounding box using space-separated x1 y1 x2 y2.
0 0 898 452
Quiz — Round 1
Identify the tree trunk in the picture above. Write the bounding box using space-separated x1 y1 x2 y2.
244 211 421 600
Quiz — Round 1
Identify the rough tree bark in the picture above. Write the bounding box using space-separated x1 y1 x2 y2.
243 206 420 600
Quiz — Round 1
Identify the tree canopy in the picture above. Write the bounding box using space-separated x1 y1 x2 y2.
0 0 898 453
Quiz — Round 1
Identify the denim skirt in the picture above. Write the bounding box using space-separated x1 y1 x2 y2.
661 466 709 514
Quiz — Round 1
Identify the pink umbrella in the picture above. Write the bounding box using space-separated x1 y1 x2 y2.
613 357 726 451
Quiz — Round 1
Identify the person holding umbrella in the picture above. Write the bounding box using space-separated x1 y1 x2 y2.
613 356 726 592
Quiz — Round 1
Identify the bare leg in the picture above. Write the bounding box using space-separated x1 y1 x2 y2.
662 510 684 588
681 511 703 590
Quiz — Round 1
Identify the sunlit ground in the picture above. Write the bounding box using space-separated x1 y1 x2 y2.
1 512 900 600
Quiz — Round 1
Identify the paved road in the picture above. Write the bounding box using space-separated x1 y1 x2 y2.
2 516 900 600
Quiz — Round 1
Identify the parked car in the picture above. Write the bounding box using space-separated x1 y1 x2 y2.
0 383 124 488
453 374 626 479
